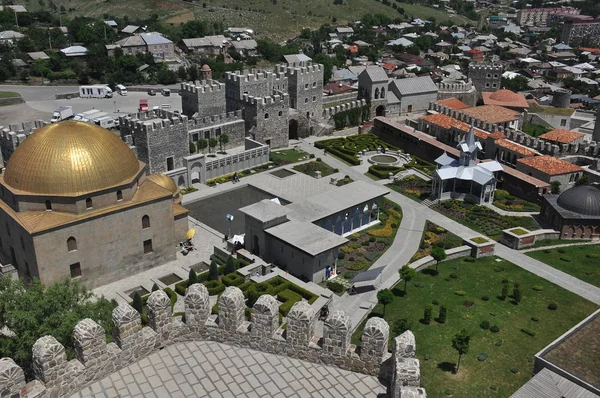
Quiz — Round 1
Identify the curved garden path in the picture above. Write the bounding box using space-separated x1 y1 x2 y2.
298 137 600 333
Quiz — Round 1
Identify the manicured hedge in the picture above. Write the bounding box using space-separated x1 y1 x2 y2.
368 165 405 179
163 287 178 308
277 290 303 316
327 281 346 294
222 272 245 287
204 280 226 296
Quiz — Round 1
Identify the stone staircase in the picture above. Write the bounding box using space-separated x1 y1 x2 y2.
421 197 439 208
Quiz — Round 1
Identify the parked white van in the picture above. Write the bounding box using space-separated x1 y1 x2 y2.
116 84 128 96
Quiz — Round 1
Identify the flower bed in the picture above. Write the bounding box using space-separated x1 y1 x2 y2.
411 221 464 262
493 190 540 212
433 200 539 240
337 199 402 276
386 175 432 201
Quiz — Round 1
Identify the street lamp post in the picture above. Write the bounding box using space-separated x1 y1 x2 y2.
226 214 234 239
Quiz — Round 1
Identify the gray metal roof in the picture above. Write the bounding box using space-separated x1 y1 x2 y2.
141 33 172 45
265 221 347 256
360 67 389 83
121 25 140 34
510 368 598 398
284 53 312 64
556 185 600 216
239 199 290 222
183 35 229 48
392 76 438 96
232 40 258 50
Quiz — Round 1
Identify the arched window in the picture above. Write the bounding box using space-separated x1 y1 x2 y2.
264 113 269 119
45 200 52 211
67 237 77 252
142 215 150 229
374 87 380 99
85 198 93 209
278 111 283 116
381 88 385 98
117 190 123 201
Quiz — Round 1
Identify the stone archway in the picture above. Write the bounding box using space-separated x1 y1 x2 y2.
376 105 386 117
289 119 298 140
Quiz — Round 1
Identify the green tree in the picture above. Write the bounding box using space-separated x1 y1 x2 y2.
188 268 198 286
225 255 236 274
438 305 447 323
197 138 208 153
132 291 144 314
218 134 229 152
452 329 471 373
189 141 196 154
551 180 561 194
430 247 447 275
500 283 508 300
575 174 589 186
423 305 432 324
400 265 416 295
393 318 412 336
376 288 394 316
513 287 522 304
208 138 218 153
177 66 187 81
208 260 219 281
188 65 198 82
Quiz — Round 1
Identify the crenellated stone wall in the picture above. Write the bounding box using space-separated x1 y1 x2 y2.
0 286 426 397
0 120 49 165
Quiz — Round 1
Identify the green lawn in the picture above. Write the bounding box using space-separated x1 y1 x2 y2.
270 149 310 167
493 189 540 213
352 256 598 398
292 160 337 178
0 91 19 98
432 200 540 241
526 238 591 249
527 244 600 288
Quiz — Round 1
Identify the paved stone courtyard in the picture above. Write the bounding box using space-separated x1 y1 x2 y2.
71 341 386 398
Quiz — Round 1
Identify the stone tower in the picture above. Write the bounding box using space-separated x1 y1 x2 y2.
200 64 212 81
468 63 504 98
180 80 226 118
224 69 288 113
551 88 571 109
285 63 324 137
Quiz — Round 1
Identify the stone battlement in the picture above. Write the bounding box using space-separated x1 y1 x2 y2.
437 80 474 92
189 110 243 129
285 62 323 76
119 110 188 134
0 120 48 163
225 68 287 83
322 99 367 118
468 63 504 72
241 92 289 107
180 80 225 94
0 286 426 398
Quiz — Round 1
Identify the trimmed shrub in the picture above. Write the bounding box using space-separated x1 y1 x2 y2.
163 287 178 308
423 305 432 324
521 328 536 337
224 256 236 274
513 288 522 304
500 283 508 301
548 302 558 310
480 320 491 330
208 260 219 281
532 285 544 291
557 248 566 254
449 273 458 279
438 305 447 324
277 289 303 316
211 303 218 315
188 269 198 286
464 257 475 263
490 325 500 333
337 252 345 260
494 339 503 347
327 281 345 294
560 257 571 262
454 290 467 296
175 281 187 296
432 299 440 306
531 317 540 322
481 296 490 301
477 353 489 362
244 307 252 321
510 368 519 374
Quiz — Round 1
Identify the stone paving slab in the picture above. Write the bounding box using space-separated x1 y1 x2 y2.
70 341 386 398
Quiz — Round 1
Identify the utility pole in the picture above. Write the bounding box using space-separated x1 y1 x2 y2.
49 30 52 50
14 10 18 28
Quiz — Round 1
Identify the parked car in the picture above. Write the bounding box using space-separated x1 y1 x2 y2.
161 88 171 97
148 89 156 96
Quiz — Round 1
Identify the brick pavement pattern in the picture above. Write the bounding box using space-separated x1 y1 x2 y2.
71 341 386 398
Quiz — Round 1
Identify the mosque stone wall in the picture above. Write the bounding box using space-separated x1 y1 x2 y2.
0 287 426 397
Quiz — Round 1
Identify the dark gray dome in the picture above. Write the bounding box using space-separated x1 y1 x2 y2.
557 185 600 216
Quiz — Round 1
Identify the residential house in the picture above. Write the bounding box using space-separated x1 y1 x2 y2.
121 25 142 35
516 155 584 192
0 30 24 45
182 35 230 55
60 46 88 58
335 26 354 38
231 39 258 57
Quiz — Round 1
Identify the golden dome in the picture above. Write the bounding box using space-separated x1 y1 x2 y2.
4 121 141 196
147 174 178 197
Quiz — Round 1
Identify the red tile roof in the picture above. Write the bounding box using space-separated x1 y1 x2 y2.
348 45 359 53
420 113 489 140
436 98 470 110
382 63 396 71
495 139 537 156
538 129 585 144
517 155 583 175
462 105 521 123
482 90 530 108
323 82 355 95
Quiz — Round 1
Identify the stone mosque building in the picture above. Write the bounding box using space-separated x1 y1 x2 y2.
0 121 189 288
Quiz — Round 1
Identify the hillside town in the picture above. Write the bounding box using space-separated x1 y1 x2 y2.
0 1 599 397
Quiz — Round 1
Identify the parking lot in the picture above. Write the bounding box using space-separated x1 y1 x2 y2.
0 85 183 126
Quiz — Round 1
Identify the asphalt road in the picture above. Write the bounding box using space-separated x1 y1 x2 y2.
0 85 183 126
